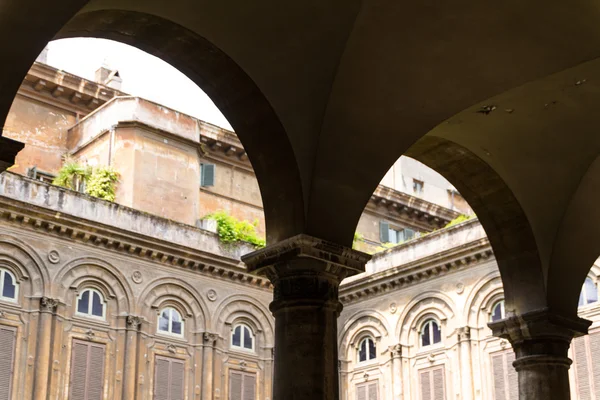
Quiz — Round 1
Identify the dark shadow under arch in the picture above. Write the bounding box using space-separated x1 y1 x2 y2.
405 136 546 316
56 9 305 243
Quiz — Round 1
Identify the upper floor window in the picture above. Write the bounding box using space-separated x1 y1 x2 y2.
0 269 18 301
421 319 441 347
358 337 377 363
200 163 216 187
579 277 598 307
76 288 105 319
231 324 254 351
379 221 415 244
491 300 505 322
158 307 184 336
413 179 424 195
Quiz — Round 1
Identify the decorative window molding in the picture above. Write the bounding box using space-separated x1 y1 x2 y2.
357 337 377 363
0 268 18 302
157 307 185 337
421 319 442 348
76 288 106 320
231 323 255 352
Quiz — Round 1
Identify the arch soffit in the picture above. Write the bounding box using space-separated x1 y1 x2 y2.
53 256 134 313
56 9 305 243
338 310 391 356
463 271 504 327
395 291 456 343
214 294 274 346
0 234 48 297
138 276 209 329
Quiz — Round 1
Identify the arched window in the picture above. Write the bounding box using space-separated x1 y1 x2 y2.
231 324 254 351
158 307 184 336
76 288 105 319
421 319 442 347
358 337 377 362
579 277 598 307
491 300 505 322
0 269 18 301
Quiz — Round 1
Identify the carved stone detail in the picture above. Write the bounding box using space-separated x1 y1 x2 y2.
458 326 471 341
85 329 95 340
131 270 143 284
206 289 217 302
389 302 397 314
47 250 60 264
204 332 217 343
389 344 402 358
40 297 58 312
167 344 177 354
126 315 142 329
240 360 247 371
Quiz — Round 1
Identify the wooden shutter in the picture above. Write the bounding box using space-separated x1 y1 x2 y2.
420 370 432 400
230 371 243 400
420 367 444 400
155 356 185 400
69 340 106 400
379 221 390 243
491 350 518 400
506 351 518 400
574 336 593 400
229 370 256 400
201 164 216 187
492 353 507 400
0 326 16 400
590 332 600 399
243 373 256 400
367 381 378 400
432 367 445 400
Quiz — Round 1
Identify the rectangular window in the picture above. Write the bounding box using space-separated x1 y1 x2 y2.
0 326 16 400
491 350 518 400
380 222 416 244
27 167 56 184
229 370 256 400
200 163 216 187
413 179 424 195
419 366 445 400
154 356 185 400
355 381 378 400
69 340 106 400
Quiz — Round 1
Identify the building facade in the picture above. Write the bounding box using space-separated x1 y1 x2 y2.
0 60 598 400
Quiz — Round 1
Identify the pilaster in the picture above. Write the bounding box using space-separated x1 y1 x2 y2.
34 297 58 400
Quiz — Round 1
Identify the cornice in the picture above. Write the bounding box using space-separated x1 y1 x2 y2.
339 238 494 305
0 194 272 291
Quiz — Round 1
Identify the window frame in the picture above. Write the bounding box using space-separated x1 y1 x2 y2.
75 288 107 320
420 319 442 348
357 337 377 364
490 299 506 322
579 277 598 308
157 307 185 338
413 179 424 195
200 163 216 187
0 268 19 303
231 323 255 352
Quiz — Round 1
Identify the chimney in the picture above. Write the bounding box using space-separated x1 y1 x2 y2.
95 60 122 91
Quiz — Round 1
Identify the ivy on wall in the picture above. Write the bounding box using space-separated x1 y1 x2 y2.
52 160 119 202
204 210 266 248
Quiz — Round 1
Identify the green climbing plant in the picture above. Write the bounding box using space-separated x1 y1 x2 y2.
53 160 119 202
204 210 266 248
52 160 90 191
444 214 475 228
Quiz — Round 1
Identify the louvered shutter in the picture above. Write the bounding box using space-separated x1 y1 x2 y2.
201 164 216 187
154 357 172 400
0 326 16 400
432 367 445 400
379 221 390 243
87 343 105 400
243 373 256 400
574 336 592 400
420 370 432 400
367 382 378 400
356 384 367 400
170 359 185 400
591 332 600 399
506 351 518 400
230 371 243 400
70 340 106 400
492 354 506 400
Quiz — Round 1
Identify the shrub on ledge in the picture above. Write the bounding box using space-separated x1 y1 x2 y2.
52 160 119 202
204 210 266 248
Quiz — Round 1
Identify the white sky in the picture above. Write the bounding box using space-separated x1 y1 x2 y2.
46 38 233 130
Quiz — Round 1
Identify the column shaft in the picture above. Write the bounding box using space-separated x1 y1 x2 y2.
390 345 402 400
201 333 216 400
458 328 473 400
33 297 58 400
123 316 141 400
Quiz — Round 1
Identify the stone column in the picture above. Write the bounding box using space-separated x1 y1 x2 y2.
242 234 370 400
202 332 217 400
457 327 473 400
489 309 591 400
390 344 402 400
123 316 141 400
34 297 58 400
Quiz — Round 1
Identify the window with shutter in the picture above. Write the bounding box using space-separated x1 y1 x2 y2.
0 326 16 400
490 350 518 400
154 356 186 400
590 332 600 399
506 351 518 400
355 381 378 400
419 366 444 400
367 381 379 400
69 340 106 400
379 221 390 243
574 336 593 400
200 163 216 187
356 384 367 400
229 370 256 400
492 353 507 400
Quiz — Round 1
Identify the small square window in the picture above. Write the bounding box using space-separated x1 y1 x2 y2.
413 179 424 195
200 163 216 187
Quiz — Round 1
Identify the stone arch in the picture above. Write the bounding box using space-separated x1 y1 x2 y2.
54 257 134 315
139 277 209 332
214 294 274 349
406 136 544 317
338 310 391 360
0 234 48 298
396 291 456 345
56 9 304 244
464 272 505 332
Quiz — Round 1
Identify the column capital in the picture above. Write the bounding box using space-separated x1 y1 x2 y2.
40 296 59 313
489 308 591 368
457 326 471 341
389 344 402 358
242 234 371 279
126 315 142 329
203 332 218 344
